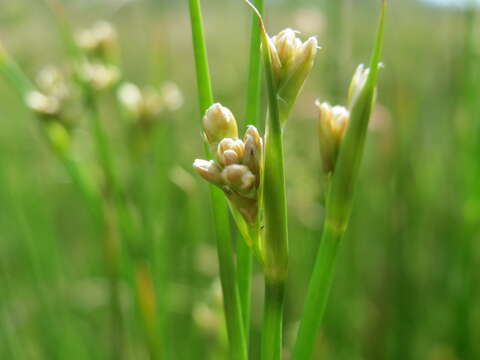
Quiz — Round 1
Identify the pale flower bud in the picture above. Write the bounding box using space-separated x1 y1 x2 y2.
316 101 350 174
36 66 69 100
118 82 143 116
269 29 319 122
243 125 263 177
203 103 238 145
348 64 370 106
217 138 245 164
160 81 183 111
221 150 240 166
26 91 60 116
222 165 256 193
288 36 318 78
272 28 300 68
193 159 223 186
81 62 120 90
76 21 117 57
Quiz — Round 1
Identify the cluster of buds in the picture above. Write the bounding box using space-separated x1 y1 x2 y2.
317 64 373 175
193 103 263 223
267 28 319 121
75 21 120 91
26 66 71 121
25 66 74 154
75 21 117 61
117 81 184 122
79 62 120 91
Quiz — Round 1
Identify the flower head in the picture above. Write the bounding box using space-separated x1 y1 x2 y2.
316 101 350 174
75 21 117 61
202 103 238 148
267 29 319 122
194 103 263 224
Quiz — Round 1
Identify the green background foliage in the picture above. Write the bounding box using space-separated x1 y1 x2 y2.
0 0 479 359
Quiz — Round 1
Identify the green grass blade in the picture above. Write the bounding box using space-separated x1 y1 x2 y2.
237 0 264 346
188 1 247 359
292 3 387 359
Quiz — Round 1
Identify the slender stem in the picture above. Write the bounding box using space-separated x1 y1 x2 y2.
261 281 285 360
291 224 342 360
237 0 264 345
188 1 247 359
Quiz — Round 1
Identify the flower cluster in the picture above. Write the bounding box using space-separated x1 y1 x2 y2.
117 81 184 122
193 103 262 223
267 28 319 121
75 21 120 91
25 66 75 155
75 21 117 60
26 66 70 119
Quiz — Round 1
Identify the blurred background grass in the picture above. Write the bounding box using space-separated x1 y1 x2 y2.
1 0 479 359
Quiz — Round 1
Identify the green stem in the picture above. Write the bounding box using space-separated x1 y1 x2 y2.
248 5 290 357
237 0 264 345
292 3 386 359
291 224 342 360
188 1 247 359
261 281 285 360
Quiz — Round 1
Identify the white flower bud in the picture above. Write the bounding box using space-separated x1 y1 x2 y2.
221 150 240 166
288 36 318 79
193 159 224 186
269 29 319 122
81 62 119 90
36 66 69 100
76 21 117 56
26 91 60 115
118 82 143 116
160 81 183 111
316 101 349 174
222 164 256 193
243 125 263 176
217 138 245 165
203 103 238 145
272 28 300 67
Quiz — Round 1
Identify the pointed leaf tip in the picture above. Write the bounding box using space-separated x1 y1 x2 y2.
367 0 387 86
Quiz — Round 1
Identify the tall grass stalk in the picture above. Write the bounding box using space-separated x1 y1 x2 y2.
245 3 289 358
41 3 166 357
0 41 128 359
188 1 248 359
238 0 264 344
292 2 386 359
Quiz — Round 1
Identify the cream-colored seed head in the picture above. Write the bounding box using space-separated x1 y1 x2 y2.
269 29 319 86
36 66 69 100
217 138 245 164
118 83 143 115
81 62 119 90
76 21 117 53
316 101 350 174
243 125 263 177
193 159 223 186
222 164 256 192
290 37 318 74
160 81 183 111
221 150 240 166
26 91 60 115
272 28 300 66
203 103 238 144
